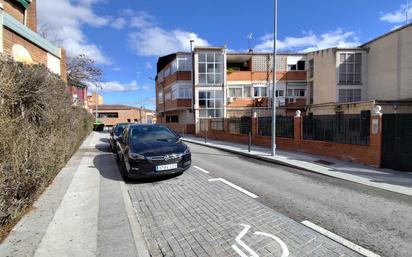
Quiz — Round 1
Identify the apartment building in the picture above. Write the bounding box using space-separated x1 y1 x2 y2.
156 52 194 134
0 0 67 81
307 23 412 114
155 23 412 133
156 48 308 134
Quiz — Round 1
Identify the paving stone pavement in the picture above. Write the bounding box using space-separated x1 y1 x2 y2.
127 168 363 257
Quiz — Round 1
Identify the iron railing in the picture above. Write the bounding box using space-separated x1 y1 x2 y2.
257 116 294 138
303 113 370 145
228 117 252 135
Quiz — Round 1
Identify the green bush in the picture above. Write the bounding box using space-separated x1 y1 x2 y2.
0 56 94 228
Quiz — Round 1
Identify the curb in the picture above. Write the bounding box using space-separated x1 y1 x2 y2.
182 138 412 197
182 138 315 173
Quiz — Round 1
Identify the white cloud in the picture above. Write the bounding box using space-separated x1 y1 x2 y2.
145 62 153 69
89 80 140 92
37 0 111 64
254 29 360 52
380 4 412 24
111 17 127 30
128 12 209 56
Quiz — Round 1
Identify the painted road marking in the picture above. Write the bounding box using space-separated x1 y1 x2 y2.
301 220 381 257
232 224 259 257
208 178 258 198
232 224 289 257
254 231 289 257
193 165 210 174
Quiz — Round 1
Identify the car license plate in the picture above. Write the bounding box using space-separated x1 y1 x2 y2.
156 163 178 172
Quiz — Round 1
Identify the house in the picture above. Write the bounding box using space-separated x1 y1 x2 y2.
0 0 67 81
93 105 156 127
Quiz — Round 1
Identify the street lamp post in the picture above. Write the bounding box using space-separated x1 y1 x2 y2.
271 0 278 156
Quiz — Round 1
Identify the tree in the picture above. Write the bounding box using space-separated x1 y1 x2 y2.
67 54 102 84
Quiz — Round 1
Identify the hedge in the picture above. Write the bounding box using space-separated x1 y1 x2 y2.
0 56 94 231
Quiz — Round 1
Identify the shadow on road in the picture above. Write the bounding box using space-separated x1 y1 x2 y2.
93 153 123 182
95 143 112 153
100 138 110 144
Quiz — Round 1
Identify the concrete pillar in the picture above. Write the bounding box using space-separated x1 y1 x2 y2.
294 111 302 143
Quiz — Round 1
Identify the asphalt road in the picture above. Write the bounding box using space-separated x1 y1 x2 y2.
186 142 412 257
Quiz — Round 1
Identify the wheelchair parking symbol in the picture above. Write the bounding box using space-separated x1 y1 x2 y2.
232 224 289 257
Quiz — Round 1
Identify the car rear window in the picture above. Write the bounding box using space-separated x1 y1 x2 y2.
130 126 177 142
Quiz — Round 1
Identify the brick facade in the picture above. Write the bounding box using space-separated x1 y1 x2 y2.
3 0 24 24
2 27 47 64
26 0 36 32
197 115 383 167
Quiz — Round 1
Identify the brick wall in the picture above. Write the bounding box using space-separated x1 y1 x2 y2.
2 27 47 64
26 0 37 32
3 0 24 24
196 115 383 167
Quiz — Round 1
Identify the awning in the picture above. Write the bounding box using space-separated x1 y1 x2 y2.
17 0 30 9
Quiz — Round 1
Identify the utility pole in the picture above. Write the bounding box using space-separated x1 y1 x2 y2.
407 0 410 25
190 39 194 114
271 0 278 156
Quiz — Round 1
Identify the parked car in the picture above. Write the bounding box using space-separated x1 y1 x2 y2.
117 124 191 179
110 123 130 153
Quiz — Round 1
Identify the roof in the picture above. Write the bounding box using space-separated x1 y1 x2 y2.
96 105 156 112
361 23 412 47
97 105 139 111
157 53 176 73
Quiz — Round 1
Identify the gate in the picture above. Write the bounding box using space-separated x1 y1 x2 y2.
382 114 412 171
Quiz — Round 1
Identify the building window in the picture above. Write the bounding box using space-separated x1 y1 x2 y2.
339 53 362 85
177 56 192 71
172 84 192 100
165 92 171 100
276 90 284 97
134 119 138 122
158 90 164 104
166 115 179 123
253 86 268 97
97 112 118 118
308 59 314 78
339 89 361 103
198 52 223 85
198 90 223 118
287 60 305 71
228 87 243 98
309 82 314 104
127 119 131 122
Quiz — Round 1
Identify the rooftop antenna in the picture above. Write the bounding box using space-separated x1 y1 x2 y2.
247 33 253 51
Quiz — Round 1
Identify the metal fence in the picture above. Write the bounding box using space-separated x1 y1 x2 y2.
211 118 225 132
257 116 294 138
228 117 252 135
303 113 370 145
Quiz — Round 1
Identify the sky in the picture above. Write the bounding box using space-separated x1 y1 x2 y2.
36 0 412 111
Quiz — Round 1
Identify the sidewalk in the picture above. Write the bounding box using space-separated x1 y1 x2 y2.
183 135 412 197
0 132 145 257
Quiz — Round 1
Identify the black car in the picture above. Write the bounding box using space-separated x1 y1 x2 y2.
110 123 130 153
117 124 191 179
